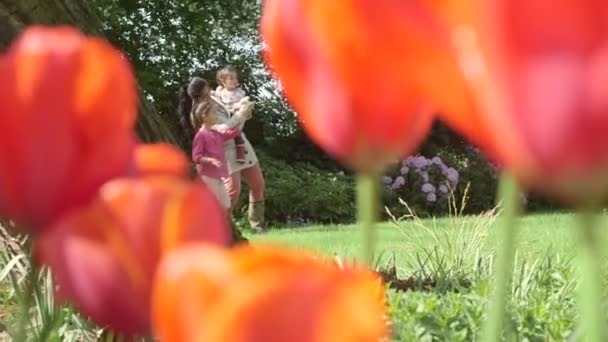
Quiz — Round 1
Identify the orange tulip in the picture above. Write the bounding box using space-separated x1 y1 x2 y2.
152 244 236 342
261 0 448 172
152 244 387 342
435 0 608 202
0 26 137 230
132 143 190 178
36 177 230 336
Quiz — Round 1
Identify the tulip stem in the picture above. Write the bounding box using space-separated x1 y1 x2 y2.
482 173 521 342
576 209 604 342
357 172 379 266
15 251 35 342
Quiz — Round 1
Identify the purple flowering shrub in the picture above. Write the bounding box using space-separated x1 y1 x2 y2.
383 147 500 217
383 155 460 216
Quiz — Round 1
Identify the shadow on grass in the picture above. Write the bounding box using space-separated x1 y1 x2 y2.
378 266 473 294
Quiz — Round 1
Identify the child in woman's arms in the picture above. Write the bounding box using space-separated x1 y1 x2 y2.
215 65 250 163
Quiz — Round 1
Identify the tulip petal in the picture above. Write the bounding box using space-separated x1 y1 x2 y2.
204 246 387 342
0 27 137 229
262 0 441 172
152 244 387 342
460 0 608 200
36 206 149 334
263 0 356 161
152 245 235 342
133 143 190 178
0 31 78 226
160 181 230 250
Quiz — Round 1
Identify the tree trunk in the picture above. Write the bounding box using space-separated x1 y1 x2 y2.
0 0 178 144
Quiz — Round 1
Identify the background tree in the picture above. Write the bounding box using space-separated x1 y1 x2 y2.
0 0 178 143
94 0 297 147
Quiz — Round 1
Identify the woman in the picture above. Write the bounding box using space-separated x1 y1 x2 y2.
178 77 266 233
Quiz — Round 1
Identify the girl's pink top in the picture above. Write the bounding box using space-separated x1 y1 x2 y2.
192 126 240 178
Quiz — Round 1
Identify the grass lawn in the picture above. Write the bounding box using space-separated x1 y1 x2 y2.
253 212 586 266
251 212 605 341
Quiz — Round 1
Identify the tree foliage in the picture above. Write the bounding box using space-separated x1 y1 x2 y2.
0 0 177 143
94 0 299 148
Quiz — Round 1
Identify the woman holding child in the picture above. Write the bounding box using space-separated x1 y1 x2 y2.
178 67 266 235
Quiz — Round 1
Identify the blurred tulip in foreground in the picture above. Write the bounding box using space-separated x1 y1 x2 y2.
438 0 608 204
260 0 446 173
0 26 137 230
132 143 190 178
37 177 230 335
153 244 387 342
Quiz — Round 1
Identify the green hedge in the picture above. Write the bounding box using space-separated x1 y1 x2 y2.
232 147 560 227
233 151 356 226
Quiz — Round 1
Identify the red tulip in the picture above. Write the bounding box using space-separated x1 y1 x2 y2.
36 177 230 336
132 143 190 178
0 26 137 230
435 0 608 202
152 244 387 342
261 0 445 172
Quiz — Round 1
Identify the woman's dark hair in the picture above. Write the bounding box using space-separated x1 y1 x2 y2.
177 77 209 135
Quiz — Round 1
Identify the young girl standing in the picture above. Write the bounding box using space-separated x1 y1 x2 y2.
187 78 253 210
191 99 252 210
